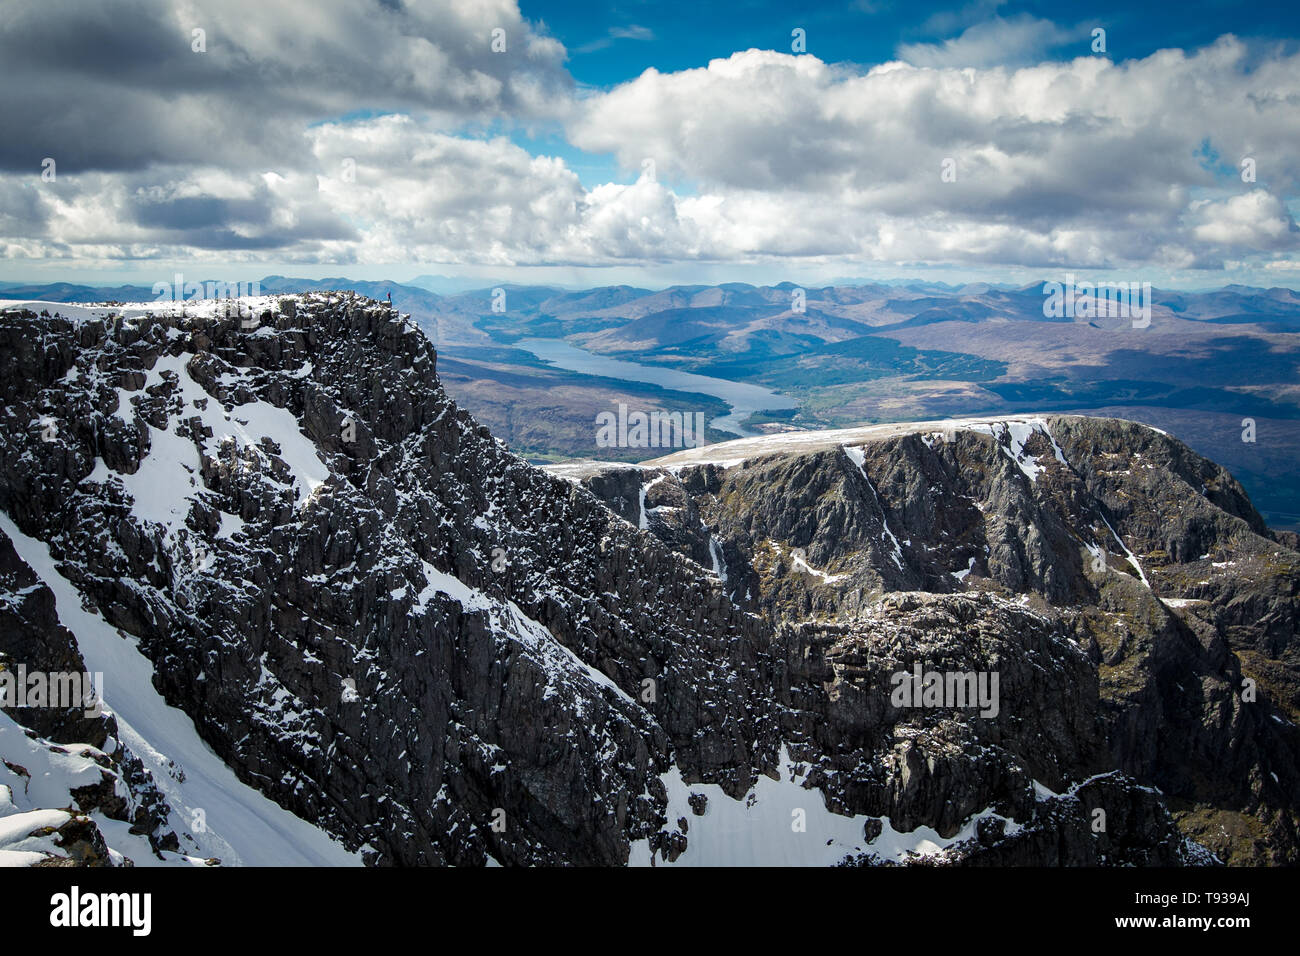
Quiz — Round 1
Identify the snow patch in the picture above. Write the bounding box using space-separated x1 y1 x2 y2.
842 446 904 569
630 746 1022 866
0 511 361 867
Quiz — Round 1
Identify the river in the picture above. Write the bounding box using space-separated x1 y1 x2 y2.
516 338 793 437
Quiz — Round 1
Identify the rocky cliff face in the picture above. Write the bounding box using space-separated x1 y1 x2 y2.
0 294 777 866
1 294 1295 866
560 417 1300 864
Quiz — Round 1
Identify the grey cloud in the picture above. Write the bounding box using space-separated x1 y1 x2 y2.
133 196 270 230
0 182 51 237
897 15 1079 69
0 0 572 173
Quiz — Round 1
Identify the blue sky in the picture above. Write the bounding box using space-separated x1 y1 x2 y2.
2 0 1299 291
532 0 1300 90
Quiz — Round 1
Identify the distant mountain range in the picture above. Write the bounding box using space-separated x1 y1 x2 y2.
5 276 1300 529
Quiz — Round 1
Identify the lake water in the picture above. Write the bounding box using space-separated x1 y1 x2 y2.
517 338 793 437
